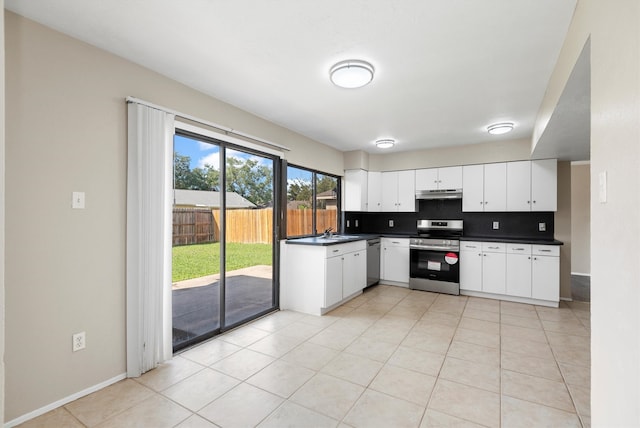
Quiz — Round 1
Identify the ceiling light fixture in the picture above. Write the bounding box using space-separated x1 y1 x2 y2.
487 122 515 135
375 139 395 149
329 60 374 89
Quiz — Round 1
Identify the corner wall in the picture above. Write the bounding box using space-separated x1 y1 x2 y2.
4 12 343 422
555 161 572 299
571 163 590 275
534 0 640 424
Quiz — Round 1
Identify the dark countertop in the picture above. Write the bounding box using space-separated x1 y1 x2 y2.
286 234 376 246
461 236 564 245
286 233 415 246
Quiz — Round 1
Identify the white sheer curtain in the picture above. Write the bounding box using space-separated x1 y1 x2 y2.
126 102 175 377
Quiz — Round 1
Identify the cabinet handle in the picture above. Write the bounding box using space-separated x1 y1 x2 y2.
514 248 525 251
488 246 499 249
392 241 400 244
478 253 482 256
528 256 531 260
467 245 477 249
332 249 339 253
533 257 537 260
539 249 552 252
527 201 530 204
533 200 537 204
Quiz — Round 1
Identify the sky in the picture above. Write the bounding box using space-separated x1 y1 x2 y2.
174 134 311 182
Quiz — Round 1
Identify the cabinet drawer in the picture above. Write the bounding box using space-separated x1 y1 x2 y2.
461 241 482 251
382 238 410 248
507 244 532 255
325 240 366 258
532 245 560 257
482 242 506 253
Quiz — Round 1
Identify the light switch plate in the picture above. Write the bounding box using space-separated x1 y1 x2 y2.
539 222 546 232
599 171 607 203
492 221 499 230
72 192 85 209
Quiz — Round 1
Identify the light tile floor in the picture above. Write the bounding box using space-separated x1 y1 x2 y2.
20 285 591 428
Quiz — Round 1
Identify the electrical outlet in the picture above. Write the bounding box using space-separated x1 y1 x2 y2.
539 222 547 232
355 219 359 227
346 220 350 228
389 219 394 227
72 332 86 352
492 221 499 230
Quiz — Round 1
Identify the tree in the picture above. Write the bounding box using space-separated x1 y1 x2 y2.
287 178 312 202
225 157 273 207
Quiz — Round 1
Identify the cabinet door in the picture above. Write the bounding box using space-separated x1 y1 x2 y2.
396 170 416 212
381 171 399 211
343 250 366 297
506 253 532 297
462 165 484 212
415 168 439 191
367 171 382 212
325 255 343 307
506 161 532 212
438 166 463 190
532 255 560 302
344 169 368 212
460 250 483 291
531 159 557 211
482 252 506 294
382 242 410 283
483 163 507 212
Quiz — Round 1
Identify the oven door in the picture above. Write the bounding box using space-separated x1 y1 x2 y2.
410 248 460 283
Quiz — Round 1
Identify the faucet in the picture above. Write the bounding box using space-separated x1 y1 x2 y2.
323 227 334 238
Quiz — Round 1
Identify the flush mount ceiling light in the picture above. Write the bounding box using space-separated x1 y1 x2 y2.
375 139 395 149
329 60 374 89
487 122 515 135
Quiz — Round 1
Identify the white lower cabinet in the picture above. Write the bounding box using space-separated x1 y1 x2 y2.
481 243 506 295
281 240 367 315
381 238 410 284
531 245 560 301
506 244 532 298
460 242 483 292
460 240 560 307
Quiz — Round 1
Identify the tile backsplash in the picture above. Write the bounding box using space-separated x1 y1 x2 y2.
344 199 554 240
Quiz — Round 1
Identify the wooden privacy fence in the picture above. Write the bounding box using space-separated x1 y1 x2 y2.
173 208 216 246
173 208 338 245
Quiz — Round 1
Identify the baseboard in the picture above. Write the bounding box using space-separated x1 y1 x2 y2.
560 297 573 302
5 373 127 428
571 272 591 277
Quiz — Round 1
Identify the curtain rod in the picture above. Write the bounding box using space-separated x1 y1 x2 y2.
126 96 291 152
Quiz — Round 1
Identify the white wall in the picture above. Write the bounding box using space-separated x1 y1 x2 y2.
534 0 640 425
4 12 343 422
571 163 590 275
0 1 5 424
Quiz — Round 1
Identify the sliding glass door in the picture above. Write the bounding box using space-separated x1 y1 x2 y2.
171 133 277 351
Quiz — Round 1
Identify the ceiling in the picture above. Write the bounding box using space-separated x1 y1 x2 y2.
6 0 580 155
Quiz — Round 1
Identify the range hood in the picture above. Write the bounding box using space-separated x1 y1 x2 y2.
415 189 463 200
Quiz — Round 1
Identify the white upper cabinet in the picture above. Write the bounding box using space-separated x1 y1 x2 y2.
531 159 557 211
462 164 485 211
344 169 368 211
416 166 462 191
367 171 382 212
506 161 532 211
483 163 507 212
415 168 439 191
381 170 416 212
507 159 557 212
438 166 463 189
462 163 506 212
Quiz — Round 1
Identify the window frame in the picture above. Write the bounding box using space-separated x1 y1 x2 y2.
285 163 341 238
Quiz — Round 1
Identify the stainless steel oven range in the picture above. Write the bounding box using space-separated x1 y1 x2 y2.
409 219 463 295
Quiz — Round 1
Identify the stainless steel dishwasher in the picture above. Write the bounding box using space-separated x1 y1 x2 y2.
366 238 381 287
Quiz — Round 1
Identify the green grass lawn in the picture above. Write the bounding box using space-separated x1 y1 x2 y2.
172 242 272 282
